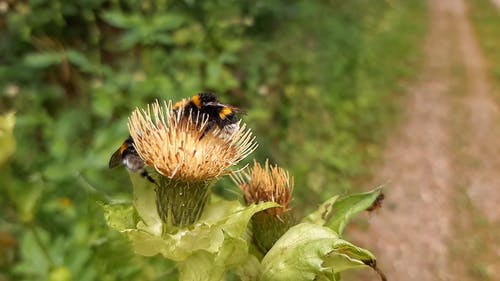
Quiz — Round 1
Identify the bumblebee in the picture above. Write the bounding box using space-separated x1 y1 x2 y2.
108 136 157 184
174 92 241 138
109 93 242 181
173 92 218 113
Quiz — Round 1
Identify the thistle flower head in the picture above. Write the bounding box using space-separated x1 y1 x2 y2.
127 99 257 227
128 100 257 182
232 159 293 217
232 159 295 253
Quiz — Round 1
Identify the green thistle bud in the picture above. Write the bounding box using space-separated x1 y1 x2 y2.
232 160 295 253
128 100 257 227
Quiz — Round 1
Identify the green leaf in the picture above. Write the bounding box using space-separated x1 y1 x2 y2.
301 195 339 226
24 52 62 68
260 223 376 281
178 235 248 281
125 201 277 261
234 255 261 281
65 50 92 71
13 229 51 279
116 173 278 273
16 175 44 223
102 203 136 231
322 239 376 274
129 171 162 234
119 31 143 49
260 223 338 281
0 112 16 166
101 12 141 29
178 251 225 281
49 266 72 281
325 188 382 235
152 14 186 31
153 33 174 45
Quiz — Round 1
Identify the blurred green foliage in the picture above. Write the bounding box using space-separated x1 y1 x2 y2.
0 0 425 280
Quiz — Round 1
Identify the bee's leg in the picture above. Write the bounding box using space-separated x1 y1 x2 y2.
199 121 216 140
140 170 158 186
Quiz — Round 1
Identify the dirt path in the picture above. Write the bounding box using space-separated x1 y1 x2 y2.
458 0 500 224
348 0 500 280
491 0 500 9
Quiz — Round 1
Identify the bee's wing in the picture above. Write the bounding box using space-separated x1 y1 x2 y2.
108 148 123 169
204 102 246 115
231 106 246 115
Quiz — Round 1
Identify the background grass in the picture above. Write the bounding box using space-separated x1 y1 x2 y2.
469 0 500 95
0 0 425 280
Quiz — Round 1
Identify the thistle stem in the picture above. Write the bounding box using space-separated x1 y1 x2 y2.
156 178 212 228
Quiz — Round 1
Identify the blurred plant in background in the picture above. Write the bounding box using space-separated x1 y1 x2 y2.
0 0 425 280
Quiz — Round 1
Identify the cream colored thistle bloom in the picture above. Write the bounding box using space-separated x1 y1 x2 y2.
127 100 257 226
128 99 256 181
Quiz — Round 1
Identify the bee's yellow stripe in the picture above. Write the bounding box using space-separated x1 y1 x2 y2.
219 107 232 120
173 99 188 110
119 143 128 154
191 95 201 108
